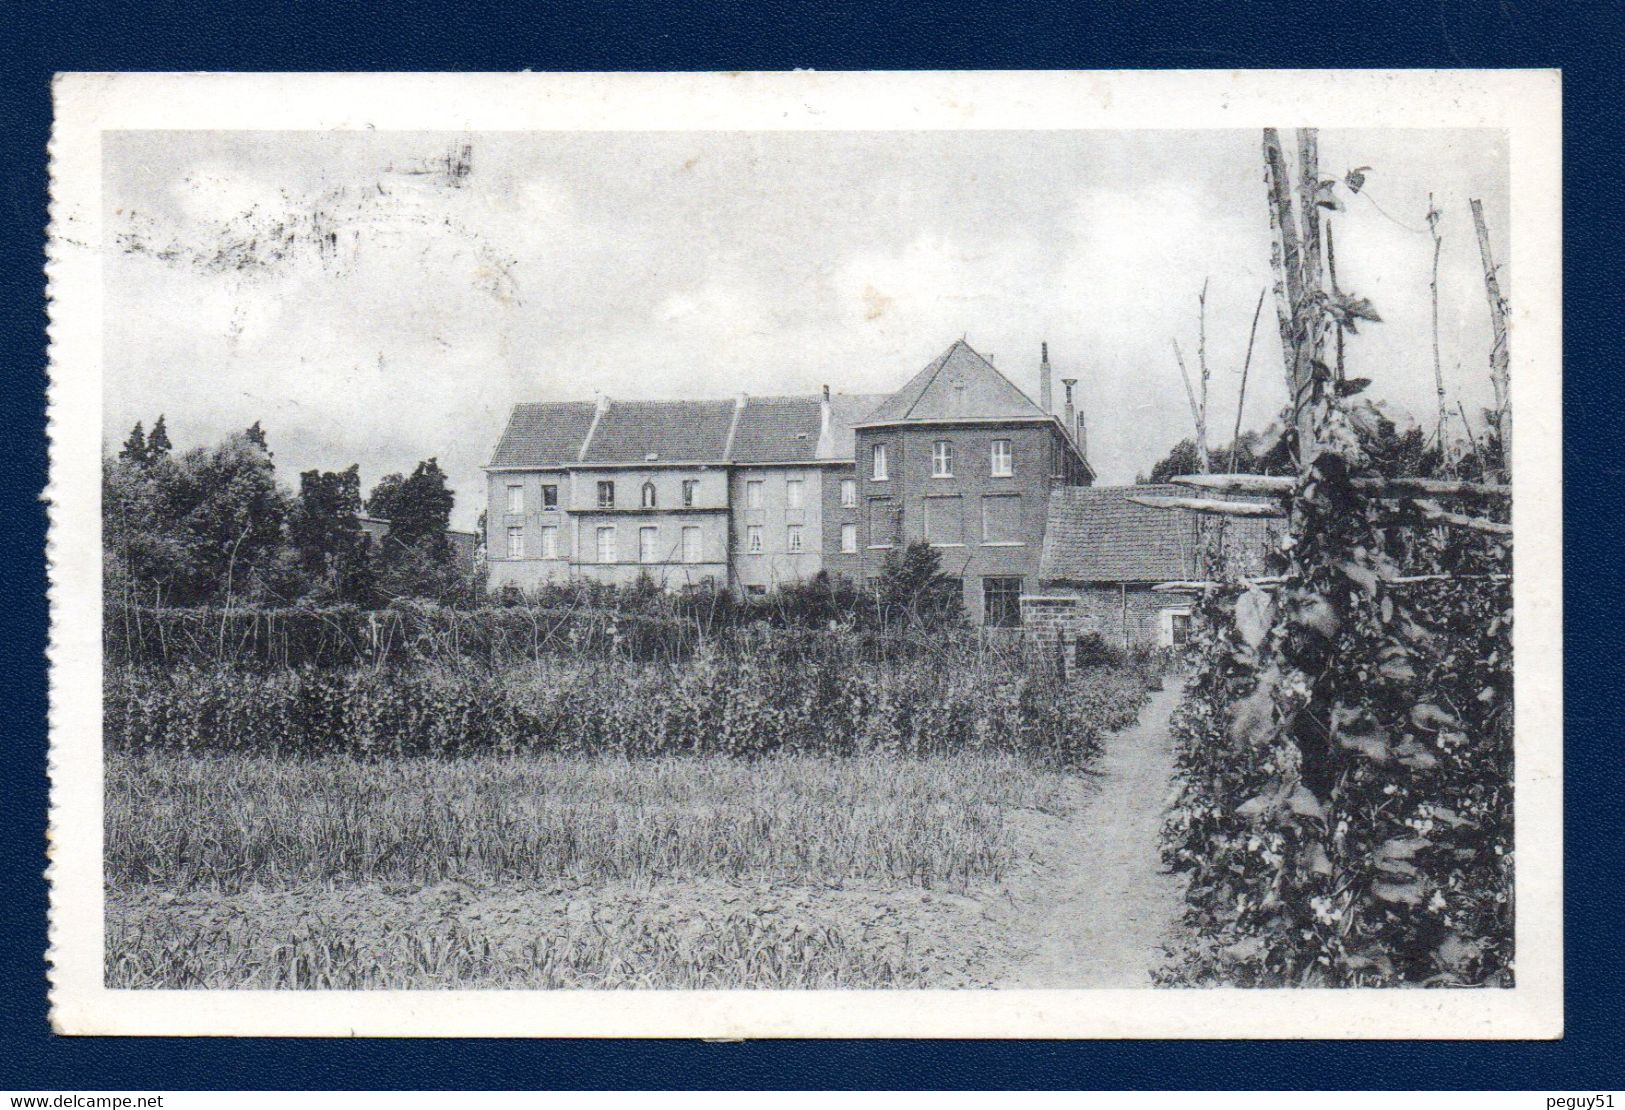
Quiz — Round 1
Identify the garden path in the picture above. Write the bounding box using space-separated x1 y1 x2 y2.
996 679 1188 988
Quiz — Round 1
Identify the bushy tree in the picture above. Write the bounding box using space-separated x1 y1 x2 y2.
877 541 965 629
146 414 173 463
118 422 148 466
290 464 375 604
367 458 461 602
1140 429 1294 484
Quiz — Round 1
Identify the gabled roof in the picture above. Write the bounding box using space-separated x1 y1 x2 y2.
487 392 889 468
1040 485 1280 584
581 399 738 464
860 339 1050 425
487 401 599 468
727 395 822 464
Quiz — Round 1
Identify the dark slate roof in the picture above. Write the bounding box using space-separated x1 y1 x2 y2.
728 395 822 463
861 339 1050 425
824 393 890 459
581 399 738 464
489 392 890 468
1040 484 1280 584
487 401 599 467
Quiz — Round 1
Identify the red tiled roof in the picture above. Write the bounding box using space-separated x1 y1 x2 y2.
861 339 1050 425
1040 484 1280 584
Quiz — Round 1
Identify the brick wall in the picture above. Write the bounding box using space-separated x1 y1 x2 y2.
1022 585 1197 650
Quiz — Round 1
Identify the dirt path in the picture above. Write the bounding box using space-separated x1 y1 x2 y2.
993 679 1188 988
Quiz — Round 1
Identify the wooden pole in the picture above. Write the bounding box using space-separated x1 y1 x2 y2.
1197 278 1211 469
1171 339 1209 472
1471 198 1511 479
1263 128 1319 472
1326 220 1346 384
1427 193 1448 464
1230 287 1268 474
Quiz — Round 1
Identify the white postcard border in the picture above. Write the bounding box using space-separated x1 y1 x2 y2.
47 69 1563 1038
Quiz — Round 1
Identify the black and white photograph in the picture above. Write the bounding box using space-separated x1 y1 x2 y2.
46 70 1562 1037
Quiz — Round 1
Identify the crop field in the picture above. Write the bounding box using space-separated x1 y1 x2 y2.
104 645 1151 989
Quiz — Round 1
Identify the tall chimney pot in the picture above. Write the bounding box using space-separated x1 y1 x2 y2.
1061 377 1078 450
1040 342 1053 414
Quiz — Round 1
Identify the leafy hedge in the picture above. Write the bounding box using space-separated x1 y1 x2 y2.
105 630 1150 768
1157 404 1513 987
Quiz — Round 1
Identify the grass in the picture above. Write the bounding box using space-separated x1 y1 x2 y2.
107 751 1063 894
103 648 1153 989
105 751 1075 989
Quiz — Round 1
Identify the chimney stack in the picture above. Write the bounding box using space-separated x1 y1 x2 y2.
1061 378 1078 449
1040 342 1053 414
815 384 835 458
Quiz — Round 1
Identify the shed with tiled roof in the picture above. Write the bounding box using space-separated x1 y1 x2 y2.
1040 484 1278 584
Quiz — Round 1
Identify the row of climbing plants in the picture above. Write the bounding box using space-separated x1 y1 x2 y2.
1154 129 1514 987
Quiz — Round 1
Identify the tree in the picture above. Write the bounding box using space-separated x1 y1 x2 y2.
156 432 289 604
367 458 454 555
245 420 272 456
119 422 148 466
290 464 373 603
878 541 964 629
366 458 459 601
1140 429 1291 484
146 414 173 462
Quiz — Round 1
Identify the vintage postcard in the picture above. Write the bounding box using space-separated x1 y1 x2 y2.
47 70 1561 1037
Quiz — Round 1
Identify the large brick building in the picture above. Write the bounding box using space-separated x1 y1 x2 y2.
482 338 1269 640
483 339 1088 610
483 386 884 595
851 339 1094 624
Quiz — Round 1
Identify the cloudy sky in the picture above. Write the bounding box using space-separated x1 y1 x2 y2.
104 128 1508 529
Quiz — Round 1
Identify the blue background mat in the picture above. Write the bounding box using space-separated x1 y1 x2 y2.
3 0 1618 1089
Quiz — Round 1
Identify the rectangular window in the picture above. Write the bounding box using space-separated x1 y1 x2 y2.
1169 611 1193 647
786 478 804 509
932 440 954 477
840 478 857 507
868 498 898 547
787 524 803 553
506 484 523 513
747 524 763 554
506 525 524 559
840 522 857 553
542 483 558 510
982 576 1024 628
991 439 1013 477
981 494 1023 544
595 525 616 563
746 584 767 597
596 480 615 509
681 526 701 564
746 480 764 509
682 479 698 507
539 525 558 559
871 442 888 481
924 497 963 545
639 525 658 563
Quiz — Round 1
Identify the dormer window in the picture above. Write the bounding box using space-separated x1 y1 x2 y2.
641 480 657 509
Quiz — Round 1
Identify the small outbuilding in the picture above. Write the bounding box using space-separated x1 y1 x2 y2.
1026 484 1279 651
